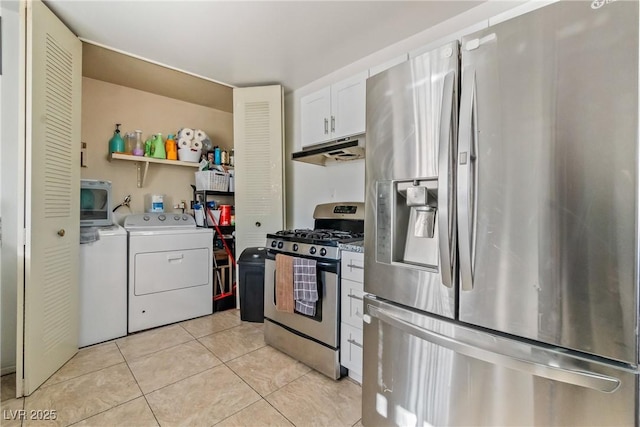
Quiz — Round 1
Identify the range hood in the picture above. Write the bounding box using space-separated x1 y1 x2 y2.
292 137 365 166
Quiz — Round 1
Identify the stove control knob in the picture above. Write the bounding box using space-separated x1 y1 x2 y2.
277 241 284 249
320 248 327 256
293 244 299 252
271 240 277 248
182 215 189 221
309 247 317 255
158 214 166 221
143 215 150 221
174 215 180 221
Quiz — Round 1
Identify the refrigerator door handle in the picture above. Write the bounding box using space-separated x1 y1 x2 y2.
437 71 456 288
368 305 621 393
457 67 478 291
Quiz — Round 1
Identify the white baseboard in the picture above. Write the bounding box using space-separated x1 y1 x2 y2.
1 366 16 376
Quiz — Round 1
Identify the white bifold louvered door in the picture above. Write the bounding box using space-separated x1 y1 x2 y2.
233 86 285 258
21 0 82 395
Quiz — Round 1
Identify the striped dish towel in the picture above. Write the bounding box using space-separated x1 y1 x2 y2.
293 257 318 316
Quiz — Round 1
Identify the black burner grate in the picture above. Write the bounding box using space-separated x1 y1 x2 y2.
274 228 363 242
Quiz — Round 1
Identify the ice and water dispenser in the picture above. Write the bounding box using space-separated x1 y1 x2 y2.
376 179 440 270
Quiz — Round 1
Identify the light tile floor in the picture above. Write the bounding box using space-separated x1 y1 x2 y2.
0 309 363 427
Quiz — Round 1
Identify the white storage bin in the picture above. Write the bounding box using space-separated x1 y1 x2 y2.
195 171 230 191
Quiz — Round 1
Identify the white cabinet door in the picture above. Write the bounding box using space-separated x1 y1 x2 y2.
340 323 363 383
330 71 368 140
300 86 331 147
22 0 82 395
341 278 364 330
233 85 285 258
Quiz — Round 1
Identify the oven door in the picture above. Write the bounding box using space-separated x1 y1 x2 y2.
264 253 339 348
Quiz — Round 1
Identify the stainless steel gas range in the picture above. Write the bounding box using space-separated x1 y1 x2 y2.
263 202 364 379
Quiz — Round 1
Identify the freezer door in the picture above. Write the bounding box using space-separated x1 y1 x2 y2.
457 0 639 364
362 296 638 427
365 41 458 319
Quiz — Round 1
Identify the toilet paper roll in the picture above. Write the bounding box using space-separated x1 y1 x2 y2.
191 140 203 150
178 128 194 140
177 137 191 148
194 129 208 142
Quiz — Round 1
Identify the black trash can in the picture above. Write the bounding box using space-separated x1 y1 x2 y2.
238 247 267 322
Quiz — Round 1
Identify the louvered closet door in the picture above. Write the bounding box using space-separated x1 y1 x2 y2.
23 0 82 395
233 86 285 258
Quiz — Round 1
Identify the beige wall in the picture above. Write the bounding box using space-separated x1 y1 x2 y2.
81 77 233 217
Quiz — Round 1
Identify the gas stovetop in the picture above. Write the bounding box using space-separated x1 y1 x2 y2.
266 228 364 260
268 202 365 260
273 228 364 243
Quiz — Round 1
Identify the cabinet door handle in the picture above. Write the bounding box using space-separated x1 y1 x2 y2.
347 338 363 349
324 118 329 134
255 222 261 227
331 116 335 133
347 263 364 270
348 293 363 301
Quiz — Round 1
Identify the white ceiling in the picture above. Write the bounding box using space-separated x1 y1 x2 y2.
45 1 484 92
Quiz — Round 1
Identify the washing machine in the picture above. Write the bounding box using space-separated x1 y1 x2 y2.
79 224 128 347
124 212 213 333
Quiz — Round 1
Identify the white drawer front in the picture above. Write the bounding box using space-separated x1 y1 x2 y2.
341 251 364 283
341 278 364 329
340 323 363 379
134 248 210 295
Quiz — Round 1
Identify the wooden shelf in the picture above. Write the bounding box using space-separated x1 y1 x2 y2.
110 153 199 187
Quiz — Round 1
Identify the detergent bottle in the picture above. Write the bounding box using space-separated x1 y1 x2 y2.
165 134 177 160
150 133 166 159
144 137 152 157
108 124 125 154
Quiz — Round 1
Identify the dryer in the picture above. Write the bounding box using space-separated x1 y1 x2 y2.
124 213 213 332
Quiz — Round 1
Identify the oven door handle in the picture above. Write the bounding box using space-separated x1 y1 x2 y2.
266 252 339 272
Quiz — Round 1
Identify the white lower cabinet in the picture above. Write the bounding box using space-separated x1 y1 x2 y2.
340 251 365 383
340 323 363 383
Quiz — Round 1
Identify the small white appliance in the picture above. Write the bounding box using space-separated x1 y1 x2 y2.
79 224 127 347
124 212 213 332
80 179 112 227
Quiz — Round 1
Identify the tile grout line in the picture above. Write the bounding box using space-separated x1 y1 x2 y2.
192 321 246 341
216 342 303 427
65 342 147 426
116 327 196 362
32 359 128 395
65 395 143 427
120 335 198 365
118 340 162 427
181 311 245 340
139 365 221 397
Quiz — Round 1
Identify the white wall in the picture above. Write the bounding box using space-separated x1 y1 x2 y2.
1 0 23 375
285 0 528 228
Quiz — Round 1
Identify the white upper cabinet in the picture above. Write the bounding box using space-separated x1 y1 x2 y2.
300 70 368 148
300 86 331 147
331 71 368 141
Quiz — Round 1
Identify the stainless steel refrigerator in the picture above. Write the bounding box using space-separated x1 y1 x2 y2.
362 1 639 425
